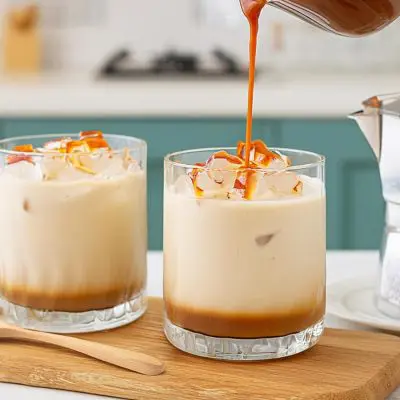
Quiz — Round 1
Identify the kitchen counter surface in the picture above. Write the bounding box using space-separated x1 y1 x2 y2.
0 72 400 118
0 250 399 399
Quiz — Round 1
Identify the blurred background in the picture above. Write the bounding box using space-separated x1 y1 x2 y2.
1 0 399 250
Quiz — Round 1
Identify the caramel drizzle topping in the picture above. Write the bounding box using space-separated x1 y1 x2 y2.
292 180 303 194
190 162 206 197
189 140 299 200
6 144 35 165
6 131 131 176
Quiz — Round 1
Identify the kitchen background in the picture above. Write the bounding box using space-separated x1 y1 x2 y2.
0 0 399 250
2 0 400 72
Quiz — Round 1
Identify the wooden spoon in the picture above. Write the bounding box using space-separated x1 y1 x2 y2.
0 321 164 376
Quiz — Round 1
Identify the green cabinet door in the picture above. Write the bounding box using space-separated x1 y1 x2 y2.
279 119 384 249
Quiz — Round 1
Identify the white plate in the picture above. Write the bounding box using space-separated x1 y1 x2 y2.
327 275 400 333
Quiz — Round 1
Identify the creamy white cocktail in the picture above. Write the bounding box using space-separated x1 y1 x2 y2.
164 145 326 360
0 132 147 333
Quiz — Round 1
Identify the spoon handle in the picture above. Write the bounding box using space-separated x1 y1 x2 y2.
3 327 164 376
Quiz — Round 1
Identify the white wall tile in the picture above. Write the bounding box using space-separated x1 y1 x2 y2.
1 0 400 73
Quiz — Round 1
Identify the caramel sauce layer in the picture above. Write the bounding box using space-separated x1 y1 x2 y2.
165 299 325 338
0 284 143 312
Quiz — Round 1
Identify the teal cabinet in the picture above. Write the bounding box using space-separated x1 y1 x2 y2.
278 119 384 250
2 119 133 136
0 117 385 250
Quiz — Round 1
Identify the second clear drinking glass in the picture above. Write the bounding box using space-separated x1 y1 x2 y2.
163 147 326 360
0 133 147 333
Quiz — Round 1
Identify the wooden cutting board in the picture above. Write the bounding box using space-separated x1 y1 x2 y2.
0 297 399 400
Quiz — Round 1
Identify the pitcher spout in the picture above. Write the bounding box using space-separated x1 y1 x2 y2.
349 96 383 160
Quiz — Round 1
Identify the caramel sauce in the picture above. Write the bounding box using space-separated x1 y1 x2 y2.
6 154 34 165
0 283 143 312
237 139 279 167
189 1 284 200
240 0 267 167
165 297 325 338
8 130 110 164
190 162 206 197
13 144 34 152
6 131 123 176
82 137 110 150
189 140 286 200
6 144 35 164
208 150 243 165
281 0 400 37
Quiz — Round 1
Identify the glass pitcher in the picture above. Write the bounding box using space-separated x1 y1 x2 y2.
268 0 400 36
200 0 400 37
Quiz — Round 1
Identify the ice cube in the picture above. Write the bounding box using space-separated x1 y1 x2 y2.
78 152 111 174
274 150 291 167
127 160 141 173
206 157 240 191
245 170 303 200
227 189 245 200
41 155 68 180
96 157 126 178
73 151 128 178
237 140 283 168
43 137 72 152
3 161 42 181
196 170 223 192
263 172 301 196
56 164 90 182
195 152 243 198
191 169 234 199
120 148 141 172
249 171 276 200
174 175 195 195
266 157 289 171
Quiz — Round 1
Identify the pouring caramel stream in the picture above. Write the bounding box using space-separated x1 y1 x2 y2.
189 0 298 200
240 0 267 167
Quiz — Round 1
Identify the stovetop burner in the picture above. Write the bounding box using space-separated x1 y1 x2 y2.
97 48 253 80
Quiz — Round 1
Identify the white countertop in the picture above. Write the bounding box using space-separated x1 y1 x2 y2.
1 72 400 118
0 250 399 400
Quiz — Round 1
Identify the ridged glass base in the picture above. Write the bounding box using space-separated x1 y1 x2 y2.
376 295 400 319
0 292 147 333
164 316 324 361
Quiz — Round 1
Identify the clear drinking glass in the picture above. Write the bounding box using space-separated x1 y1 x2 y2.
163 147 326 360
0 134 147 333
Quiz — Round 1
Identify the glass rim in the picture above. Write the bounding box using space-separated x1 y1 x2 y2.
164 147 325 172
0 133 147 157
